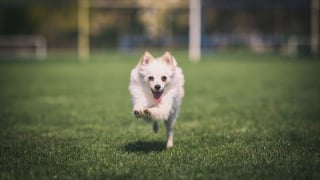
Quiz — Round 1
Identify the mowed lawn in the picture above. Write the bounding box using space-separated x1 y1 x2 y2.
0 52 319 179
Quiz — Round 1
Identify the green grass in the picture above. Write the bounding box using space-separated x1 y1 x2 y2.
0 52 320 179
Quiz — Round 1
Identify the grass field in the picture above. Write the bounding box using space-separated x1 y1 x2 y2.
0 52 320 179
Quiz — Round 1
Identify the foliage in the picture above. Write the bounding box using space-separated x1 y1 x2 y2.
137 0 187 39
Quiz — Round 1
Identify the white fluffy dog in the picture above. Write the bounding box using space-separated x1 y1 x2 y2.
129 51 184 148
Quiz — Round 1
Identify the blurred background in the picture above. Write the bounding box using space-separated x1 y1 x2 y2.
0 0 318 60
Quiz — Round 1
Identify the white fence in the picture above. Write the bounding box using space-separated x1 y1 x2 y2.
0 35 47 60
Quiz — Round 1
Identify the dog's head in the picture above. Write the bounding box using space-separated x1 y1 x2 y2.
138 51 177 102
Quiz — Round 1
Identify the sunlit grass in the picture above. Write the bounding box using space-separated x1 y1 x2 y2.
0 52 319 179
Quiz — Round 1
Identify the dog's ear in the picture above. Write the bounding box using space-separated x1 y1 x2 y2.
139 51 154 69
161 51 176 69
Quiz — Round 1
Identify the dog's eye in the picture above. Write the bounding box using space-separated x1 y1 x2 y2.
148 76 154 81
161 76 167 82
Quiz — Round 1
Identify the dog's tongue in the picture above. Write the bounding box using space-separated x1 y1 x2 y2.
153 91 162 99
153 91 162 103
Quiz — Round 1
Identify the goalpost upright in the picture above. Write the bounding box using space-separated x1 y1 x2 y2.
78 0 90 61
189 0 201 62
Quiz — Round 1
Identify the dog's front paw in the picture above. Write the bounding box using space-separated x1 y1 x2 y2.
143 109 151 117
133 110 144 118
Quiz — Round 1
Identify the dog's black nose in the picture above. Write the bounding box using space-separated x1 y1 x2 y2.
155 85 161 90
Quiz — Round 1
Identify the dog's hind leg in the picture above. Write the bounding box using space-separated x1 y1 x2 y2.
153 122 159 133
165 118 176 148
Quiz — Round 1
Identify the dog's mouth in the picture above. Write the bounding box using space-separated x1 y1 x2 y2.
151 89 163 100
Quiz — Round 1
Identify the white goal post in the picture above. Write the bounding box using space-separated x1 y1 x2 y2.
189 0 201 62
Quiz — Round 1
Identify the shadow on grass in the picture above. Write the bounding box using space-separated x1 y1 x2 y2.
123 140 166 153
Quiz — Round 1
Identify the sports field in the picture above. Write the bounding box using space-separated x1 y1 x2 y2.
0 51 319 179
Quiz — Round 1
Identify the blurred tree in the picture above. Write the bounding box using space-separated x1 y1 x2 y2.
0 2 77 48
90 9 142 47
0 7 37 34
136 0 187 39
204 7 309 35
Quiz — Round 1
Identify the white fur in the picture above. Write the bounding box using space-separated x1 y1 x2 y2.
129 51 184 148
